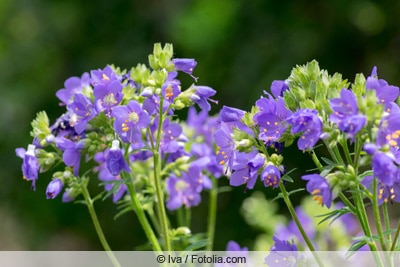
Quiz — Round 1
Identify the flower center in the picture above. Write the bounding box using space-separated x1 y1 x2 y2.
175 180 188 191
103 93 117 106
128 112 139 123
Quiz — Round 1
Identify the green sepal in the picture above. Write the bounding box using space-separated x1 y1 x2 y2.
30 111 51 145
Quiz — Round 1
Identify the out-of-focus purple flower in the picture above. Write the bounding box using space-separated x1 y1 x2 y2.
362 175 400 205
162 80 181 103
190 86 217 111
376 110 400 148
271 80 289 98
265 236 298 267
94 80 123 116
254 97 292 145
55 138 84 176
16 144 39 190
261 165 281 188
188 158 212 192
46 179 63 199
67 93 96 134
90 65 119 86
302 174 332 208
287 109 322 151
106 140 131 176
166 173 201 210
112 100 150 143
329 89 366 140
173 58 197 81
62 189 75 203
371 152 398 186
226 240 248 252
151 118 183 154
230 151 264 189
56 73 90 105
366 66 399 109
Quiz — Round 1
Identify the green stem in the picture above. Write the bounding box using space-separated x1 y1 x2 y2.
372 179 387 250
309 150 323 171
206 177 218 251
390 220 400 251
152 97 172 251
126 182 162 251
383 203 392 247
279 182 324 267
340 136 353 166
80 183 121 267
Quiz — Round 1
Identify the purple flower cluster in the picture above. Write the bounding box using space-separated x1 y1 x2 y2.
17 46 218 205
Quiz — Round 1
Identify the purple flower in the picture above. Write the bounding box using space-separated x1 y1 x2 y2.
162 80 181 103
366 66 399 108
271 80 289 98
226 240 248 252
190 86 217 111
287 109 322 151
112 100 150 143
371 152 398 186
173 58 197 81
106 140 131 176
94 80 123 116
219 106 246 123
362 176 400 205
254 97 292 145
94 150 128 203
376 110 400 148
261 165 281 188
188 159 212 192
215 122 236 169
50 112 80 139
56 73 90 105
329 89 366 139
55 138 84 176
230 152 265 189
67 93 96 134
90 65 119 86
150 118 183 154
166 173 201 210
265 236 298 267
15 144 39 190
302 174 332 208
46 179 63 199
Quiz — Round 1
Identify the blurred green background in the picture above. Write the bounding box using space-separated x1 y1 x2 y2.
2 0 400 250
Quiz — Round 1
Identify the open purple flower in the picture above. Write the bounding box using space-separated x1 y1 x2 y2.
150 118 183 154
15 144 39 190
302 174 332 208
56 72 90 105
190 86 217 111
94 80 123 116
329 89 366 140
287 109 322 151
67 93 96 134
230 151 264 189
46 179 63 199
173 58 197 81
362 176 400 205
162 80 181 103
90 65 119 86
106 140 131 176
265 236 298 267
254 97 292 145
112 100 150 143
166 173 201 210
371 152 398 186
261 165 281 188
366 66 399 109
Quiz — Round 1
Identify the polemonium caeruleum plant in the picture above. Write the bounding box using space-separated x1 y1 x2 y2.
16 43 400 267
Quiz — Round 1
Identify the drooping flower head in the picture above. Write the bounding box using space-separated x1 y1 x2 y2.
287 109 322 151
15 144 39 190
190 85 217 111
46 179 63 199
112 100 150 144
106 140 131 176
173 58 197 81
261 165 282 188
302 174 332 208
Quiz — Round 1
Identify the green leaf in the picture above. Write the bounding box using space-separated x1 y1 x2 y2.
345 239 368 259
316 206 353 225
321 157 336 166
182 239 209 251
